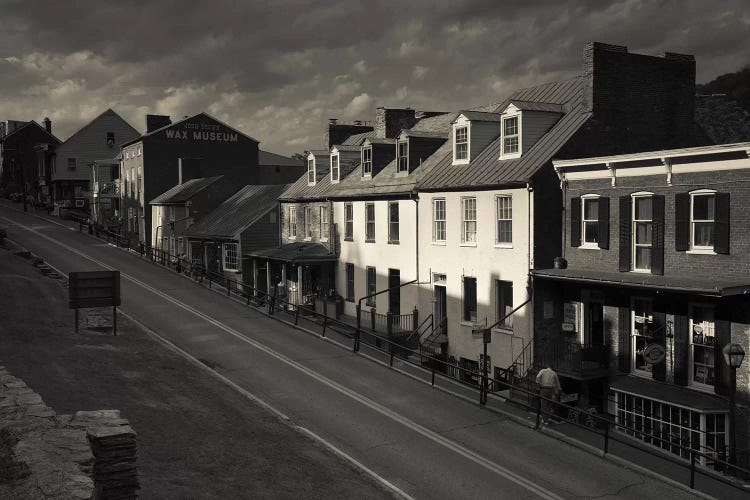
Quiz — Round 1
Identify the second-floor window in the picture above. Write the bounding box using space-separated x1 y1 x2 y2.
362 147 372 176
307 158 315 184
691 192 715 250
304 206 312 239
454 126 468 161
289 206 297 238
496 195 512 244
320 206 329 240
433 198 446 242
582 195 599 246
331 154 339 182
344 203 353 240
67 158 77 171
365 203 376 242
632 195 653 272
502 116 519 155
388 202 399 243
397 141 408 172
462 197 477 244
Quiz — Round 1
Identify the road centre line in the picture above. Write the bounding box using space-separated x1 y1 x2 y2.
2 216 564 500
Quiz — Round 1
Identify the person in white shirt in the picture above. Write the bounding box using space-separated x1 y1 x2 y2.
536 365 561 423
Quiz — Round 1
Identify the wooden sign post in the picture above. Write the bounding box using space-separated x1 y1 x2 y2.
69 271 121 335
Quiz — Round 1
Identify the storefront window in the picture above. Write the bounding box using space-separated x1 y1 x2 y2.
690 305 715 387
632 298 654 374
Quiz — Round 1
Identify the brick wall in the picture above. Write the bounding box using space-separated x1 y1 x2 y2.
281 200 334 250
375 108 416 139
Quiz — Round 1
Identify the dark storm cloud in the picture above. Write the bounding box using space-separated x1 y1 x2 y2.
0 0 748 154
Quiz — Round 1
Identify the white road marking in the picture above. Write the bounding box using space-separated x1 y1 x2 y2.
3 216 564 500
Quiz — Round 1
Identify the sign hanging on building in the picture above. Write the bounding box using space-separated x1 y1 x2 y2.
563 302 579 332
643 344 666 365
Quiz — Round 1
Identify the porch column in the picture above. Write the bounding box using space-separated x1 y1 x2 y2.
252 258 259 296
266 260 272 298
297 265 303 303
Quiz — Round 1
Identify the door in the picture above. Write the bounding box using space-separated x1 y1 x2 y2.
434 285 447 335
388 269 400 315
586 301 605 347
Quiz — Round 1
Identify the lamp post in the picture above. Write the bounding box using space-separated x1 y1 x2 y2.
722 342 745 468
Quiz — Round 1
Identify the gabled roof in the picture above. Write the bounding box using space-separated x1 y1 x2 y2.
122 112 259 147
456 110 502 122
183 184 290 239
246 242 336 264
342 130 377 146
149 176 223 205
417 77 589 191
1 120 61 144
400 130 449 140
61 108 138 146
280 153 360 201
364 137 397 145
259 150 304 168
507 100 566 114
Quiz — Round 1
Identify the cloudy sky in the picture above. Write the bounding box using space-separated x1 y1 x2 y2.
1 0 748 155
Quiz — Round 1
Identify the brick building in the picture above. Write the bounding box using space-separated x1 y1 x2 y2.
0 119 60 204
533 142 750 468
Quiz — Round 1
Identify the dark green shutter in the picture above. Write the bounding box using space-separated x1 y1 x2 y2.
713 315 731 396
651 195 665 275
598 197 610 250
673 313 689 386
619 196 632 272
570 197 581 247
675 193 690 251
714 192 730 255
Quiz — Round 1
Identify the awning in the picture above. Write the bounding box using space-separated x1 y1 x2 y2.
532 268 750 297
246 242 337 264
610 375 728 412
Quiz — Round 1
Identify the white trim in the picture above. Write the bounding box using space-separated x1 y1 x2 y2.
222 242 239 272
689 189 716 252
330 153 340 183
560 157 750 182
499 114 522 159
580 194 600 248
397 140 409 172
362 146 373 177
453 121 470 165
495 194 513 245
306 155 316 185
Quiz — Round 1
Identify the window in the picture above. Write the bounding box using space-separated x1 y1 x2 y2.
320 206 329 240
691 192 715 250
397 141 408 172
345 263 355 302
177 237 184 256
495 280 513 330
289 206 297 238
366 266 376 307
169 206 175 222
362 147 372 176
222 242 239 271
433 198 446 242
502 116 519 155
388 202 399 243
582 195 599 245
67 158 77 171
137 146 141 156
365 203 375 242
631 298 654 374
331 154 339 182
632 195 653 271
463 276 477 323
307 158 315 184
454 126 468 161
106 132 115 146
496 195 512 244
304 206 312 239
690 305 715 388
344 203 353 240
461 197 477 244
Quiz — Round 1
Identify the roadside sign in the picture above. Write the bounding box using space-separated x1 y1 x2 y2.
69 271 120 335
483 329 491 344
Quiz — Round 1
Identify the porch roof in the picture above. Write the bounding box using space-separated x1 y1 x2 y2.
532 268 750 297
246 242 337 264
610 375 728 412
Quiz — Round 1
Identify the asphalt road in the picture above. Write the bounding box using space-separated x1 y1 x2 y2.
0 204 708 500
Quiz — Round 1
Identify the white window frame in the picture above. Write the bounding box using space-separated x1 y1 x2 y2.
365 202 376 242
307 158 315 185
631 296 654 376
344 202 353 240
222 242 239 272
501 115 521 158
581 194 600 248
495 194 513 246
330 153 340 183
397 140 409 172
689 189 717 253
689 303 716 391
388 201 399 244
304 205 312 240
319 206 329 242
453 124 469 164
632 192 654 273
432 198 446 244
362 147 372 176
461 196 477 245
289 206 297 239
494 280 513 331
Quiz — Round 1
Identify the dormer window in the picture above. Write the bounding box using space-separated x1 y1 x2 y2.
454 126 468 162
502 116 519 156
307 158 315 185
397 141 408 172
362 147 372 176
330 154 339 183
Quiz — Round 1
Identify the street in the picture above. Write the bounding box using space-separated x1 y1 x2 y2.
0 203 708 500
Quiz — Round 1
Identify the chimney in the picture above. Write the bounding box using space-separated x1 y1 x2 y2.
146 114 172 133
582 41 696 150
325 119 373 149
43 117 51 134
178 158 201 184
375 107 417 139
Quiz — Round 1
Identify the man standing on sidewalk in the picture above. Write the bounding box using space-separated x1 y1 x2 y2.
536 365 561 424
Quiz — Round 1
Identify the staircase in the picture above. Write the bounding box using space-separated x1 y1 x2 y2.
507 337 539 406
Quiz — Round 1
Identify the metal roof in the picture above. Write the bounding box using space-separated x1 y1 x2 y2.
280 154 360 201
457 110 502 122
182 183 289 239
149 176 224 204
245 242 337 263
508 100 566 113
259 150 304 167
342 130 377 145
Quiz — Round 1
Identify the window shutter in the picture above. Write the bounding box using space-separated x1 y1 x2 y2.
673 313 689 386
617 306 631 373
651 310 667 382
598 197 610 250
651 195 665 275
714 192 730 255
618 196 632 272
570 197 581 247
674 193 690 251
713 315 731 396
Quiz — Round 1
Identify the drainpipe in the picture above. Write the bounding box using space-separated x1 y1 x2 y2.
412 191 419 312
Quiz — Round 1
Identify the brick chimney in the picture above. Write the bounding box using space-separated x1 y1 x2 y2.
146 114 172 133
582 41 696 150
326 118 373 149
375 107 417 138
43 117 51 134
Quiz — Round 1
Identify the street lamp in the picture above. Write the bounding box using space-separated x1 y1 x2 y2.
722 343 745 468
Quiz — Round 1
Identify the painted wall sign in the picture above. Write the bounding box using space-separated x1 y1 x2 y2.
165 122 239 143
562 323 575 332
563 302 579 331
643 344 666 365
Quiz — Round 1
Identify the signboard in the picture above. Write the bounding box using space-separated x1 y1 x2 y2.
69 271 121 309
164 122 239 143
483 329 491 344
562 323 575 332
563 302 579 331
643 344 666 365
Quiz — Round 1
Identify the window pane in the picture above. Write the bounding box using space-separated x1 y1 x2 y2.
456 143 468 160
504 137 518 154
497 220 512 243
693 195 715 220
635 197 652 220
635 222 652 244
504 117 518 135
693 222 714 247
584 198 599 220
584 221 599 243
635 247 651 270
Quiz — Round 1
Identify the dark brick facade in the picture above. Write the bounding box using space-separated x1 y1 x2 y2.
281 200 334 250
375 108 416 139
